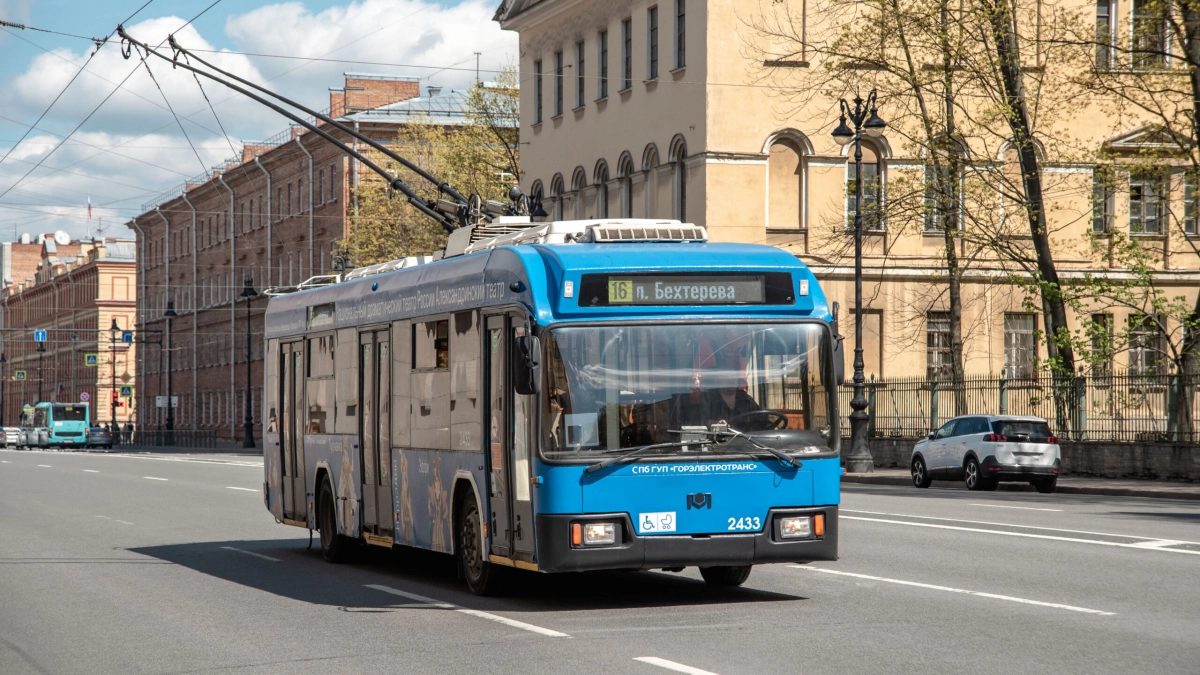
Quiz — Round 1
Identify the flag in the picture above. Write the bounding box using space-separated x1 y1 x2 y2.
87 196 92 219
57 383 64 401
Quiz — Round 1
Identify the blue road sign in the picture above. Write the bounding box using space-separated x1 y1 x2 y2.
33 329 47 342
122 331 133 343
119 386 133 398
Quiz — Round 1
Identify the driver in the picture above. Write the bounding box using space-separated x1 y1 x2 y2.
692 327 761 426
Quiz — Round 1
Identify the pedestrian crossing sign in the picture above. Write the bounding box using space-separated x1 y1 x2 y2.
119 386 133 398
84 353 99 367
14 370 26 381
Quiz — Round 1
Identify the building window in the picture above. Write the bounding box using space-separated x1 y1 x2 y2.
598 31 608 99
534 59 543 123
673 151 687 221
846 142 883 230
1003 314 1037 380
1092 167 1114 233
1128 314 1166 377
622 18 632 90
319 169 325 203
1095 0 1113 68
277 187 282 220
923 163 959 232
927 311 952 380
1185 172 1198 235
1089 313 1113 377
768 139 805 230
1129 172 1166 234
1132 0 1166 68
674 0 685 69
648 6 659 80
576 41 586 109
330 163 337 200
554 50 564 117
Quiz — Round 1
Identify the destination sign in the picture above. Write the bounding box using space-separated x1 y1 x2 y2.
579 273 794 307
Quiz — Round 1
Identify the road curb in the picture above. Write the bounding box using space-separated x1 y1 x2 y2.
841 473 1200 501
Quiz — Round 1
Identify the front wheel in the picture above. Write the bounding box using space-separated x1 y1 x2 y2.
699 565 752 587
911 456 933 488
457 496 500 596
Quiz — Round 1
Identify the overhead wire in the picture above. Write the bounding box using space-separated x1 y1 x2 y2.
130 49 209 173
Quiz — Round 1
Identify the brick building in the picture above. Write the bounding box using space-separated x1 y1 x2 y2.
128 73 479 442
0 237 137 427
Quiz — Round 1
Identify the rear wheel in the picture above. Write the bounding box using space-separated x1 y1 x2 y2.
1033 478 1057 494
318 477 352 563
457 496 499 596
964 457 989 491
911 456 933 488
699 565 752 587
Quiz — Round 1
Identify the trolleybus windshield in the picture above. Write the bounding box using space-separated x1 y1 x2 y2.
53 405 87 422
543 323 835 460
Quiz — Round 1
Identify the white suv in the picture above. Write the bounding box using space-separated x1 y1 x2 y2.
910 415 1061 493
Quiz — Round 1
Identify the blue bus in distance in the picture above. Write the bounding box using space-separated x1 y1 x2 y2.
21 402 91 448
262 219 843 594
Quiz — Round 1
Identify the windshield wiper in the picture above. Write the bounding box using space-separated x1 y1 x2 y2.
585 440 714 474
668 426 802 468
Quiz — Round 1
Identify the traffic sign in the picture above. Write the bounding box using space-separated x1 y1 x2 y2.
33 329 47 342
14 370 26 381
80 392 90 402
84 353 99 367
122 330 134 343
120 386 132 398
120 372 132 384
156 396 176 408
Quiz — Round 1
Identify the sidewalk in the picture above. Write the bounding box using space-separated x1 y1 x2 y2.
844 469 1200 501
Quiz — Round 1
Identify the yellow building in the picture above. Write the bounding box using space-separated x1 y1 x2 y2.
494 0 1200 380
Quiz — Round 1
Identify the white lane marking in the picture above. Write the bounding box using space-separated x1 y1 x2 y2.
969 503 1062 512
115 520 134 526
634 657 722 675
843 516 1200 555
843 509 1200 543
38 464 51 468
1129 539 1189 549
220 546 281 562
1 460 11 463
143 476 168 481
226 486 257 492
366 584 570 637
794 566 1115 616
83 469 99 473
95 515 110 520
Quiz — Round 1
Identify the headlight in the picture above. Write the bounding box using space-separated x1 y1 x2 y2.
583 522 616 546
779 516 812 539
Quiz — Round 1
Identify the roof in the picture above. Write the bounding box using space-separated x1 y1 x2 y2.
341 89 476 126
104 243 136 261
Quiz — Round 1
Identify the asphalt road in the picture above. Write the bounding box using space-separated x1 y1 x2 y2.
1 448 1198 675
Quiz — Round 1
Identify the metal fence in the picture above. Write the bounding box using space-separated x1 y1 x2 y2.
838 371 1199 442
123 429 220 449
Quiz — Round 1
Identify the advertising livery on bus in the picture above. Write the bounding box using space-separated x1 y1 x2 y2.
20 402 91 449
262 219 844 594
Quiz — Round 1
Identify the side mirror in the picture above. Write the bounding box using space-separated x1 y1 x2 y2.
514 334 541 396
928 433 936 440
831 302 845 386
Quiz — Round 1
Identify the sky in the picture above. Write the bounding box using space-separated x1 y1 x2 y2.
0 0 517 241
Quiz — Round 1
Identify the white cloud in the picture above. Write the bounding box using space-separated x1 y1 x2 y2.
0 1 517 239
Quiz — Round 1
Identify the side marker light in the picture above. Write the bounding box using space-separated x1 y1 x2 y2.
813 514 825 537
571 523 582 546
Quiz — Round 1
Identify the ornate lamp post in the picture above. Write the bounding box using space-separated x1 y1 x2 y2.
240 279 258 449
36 341 46 403
163 302 177 444
832 90 886 474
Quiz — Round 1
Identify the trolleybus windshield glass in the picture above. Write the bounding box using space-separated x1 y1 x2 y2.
54 405 87 422
543 323 834 459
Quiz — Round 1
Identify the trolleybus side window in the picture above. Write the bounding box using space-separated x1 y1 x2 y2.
451 312 481 451
412 318 451 450
306 334 334 434
334 328 357 434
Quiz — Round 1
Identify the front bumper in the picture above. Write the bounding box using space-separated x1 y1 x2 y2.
981 456 1059 480
534 506 838 573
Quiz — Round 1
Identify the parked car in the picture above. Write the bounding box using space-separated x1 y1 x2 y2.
910 415 1060 493
2 427 18 447
85 427 114 450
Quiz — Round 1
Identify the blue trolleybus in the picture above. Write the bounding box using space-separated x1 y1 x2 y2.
262 219 844 594
20 402 91 449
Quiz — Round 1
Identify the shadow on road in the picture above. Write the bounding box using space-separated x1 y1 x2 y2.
128 538 805 613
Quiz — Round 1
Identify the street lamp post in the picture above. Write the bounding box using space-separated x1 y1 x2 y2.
832 90 886 474
240 279 258 449
36 341 46 403
0 352 7 427
109 320 120 426
163 303 177 445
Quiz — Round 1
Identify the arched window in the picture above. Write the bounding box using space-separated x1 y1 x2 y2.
642 143 660 218
845 140 883 230
669 134 688 221
594 160 610 219
766 132 810 230
571 166 588 220
529 179 546 220
616 152 635 218
549 174 565 220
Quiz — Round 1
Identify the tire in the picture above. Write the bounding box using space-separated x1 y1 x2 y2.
699 565 753 587
1033 478 1056 494
964 457 988 491
911 456 933 488
317 477 353 563
457 496 499 596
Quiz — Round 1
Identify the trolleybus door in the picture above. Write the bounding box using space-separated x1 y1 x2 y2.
280 341 306 520
359 330 393 534
484 314 536 560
